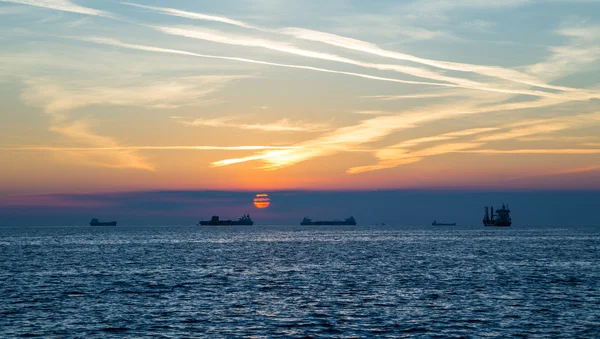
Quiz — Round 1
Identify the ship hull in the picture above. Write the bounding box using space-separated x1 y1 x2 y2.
199 221 253 226
432 223 456 226
90 222 117 226
483 222 511 227
198 215 253 226
301 221 356 226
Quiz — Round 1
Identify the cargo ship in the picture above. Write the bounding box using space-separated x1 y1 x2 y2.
198 214 253 226
90 218 117 226
432 221 456 226
483 204 512 226
301 216 356 226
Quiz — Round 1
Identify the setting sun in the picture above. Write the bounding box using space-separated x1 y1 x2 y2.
253 193 270 209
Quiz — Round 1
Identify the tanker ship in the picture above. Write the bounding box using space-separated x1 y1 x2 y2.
432 221 456 226
90 218 117 226
198 214 254 226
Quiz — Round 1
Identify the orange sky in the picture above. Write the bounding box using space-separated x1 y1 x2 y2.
1 0 599 195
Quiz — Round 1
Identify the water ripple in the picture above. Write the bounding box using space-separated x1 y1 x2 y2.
0 225 599 338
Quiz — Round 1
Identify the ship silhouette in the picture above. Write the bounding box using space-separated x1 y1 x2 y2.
483 204 512 226
432 221 456 226
198 214 254 226
90 218 117 226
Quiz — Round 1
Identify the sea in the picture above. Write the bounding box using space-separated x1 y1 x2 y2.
1 225 598 338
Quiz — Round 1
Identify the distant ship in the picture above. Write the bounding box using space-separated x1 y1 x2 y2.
432 221 456 226
198 214 254 226
301 216 356 226
483 204 512 226
90 218 117 226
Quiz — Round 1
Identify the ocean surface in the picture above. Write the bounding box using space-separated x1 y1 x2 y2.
1 225 598 338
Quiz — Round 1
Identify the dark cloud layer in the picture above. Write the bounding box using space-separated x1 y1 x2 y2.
1 190 598 227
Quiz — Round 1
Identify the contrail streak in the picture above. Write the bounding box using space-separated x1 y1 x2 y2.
122 2 260 30
460 149 600 154
78 37 460 88
155 26 562 98
0 0 114 18
280 28 577 93
123 2 579 93
1 146 302 151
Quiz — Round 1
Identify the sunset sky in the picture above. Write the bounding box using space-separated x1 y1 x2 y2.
1 0 600 198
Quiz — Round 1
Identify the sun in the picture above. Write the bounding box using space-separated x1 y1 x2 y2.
253 193 270 209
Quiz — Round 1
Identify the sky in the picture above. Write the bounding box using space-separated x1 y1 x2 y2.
0 1 599 224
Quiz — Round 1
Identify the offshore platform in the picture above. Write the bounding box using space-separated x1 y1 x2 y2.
483 204 512 227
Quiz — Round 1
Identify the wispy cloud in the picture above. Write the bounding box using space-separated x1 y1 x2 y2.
3 0 600 185
329 14 457 41
476 112 600 142
279 27 576 94
212 149 295 167
210 107 457 170
462 149 600 155
120 2 593 99
360 91 463 101
347 142 484 174
1 145 301 151
49 120 155 171
79 36 460 87
444 127 500 137
17 75 249 171
344 112 600 174
390 127 499 148
393 136 456 148
352 110 396 116
399 0 531 21
0 4 28 15
174 116 330 132
130 3 564 94
156 25 574 98
122 2 259 30
0 0 113 18
477 123 573 142
517 136 599 142
211 98 599 172
346 127 496 174
529 20 600 81
21 75 247 113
